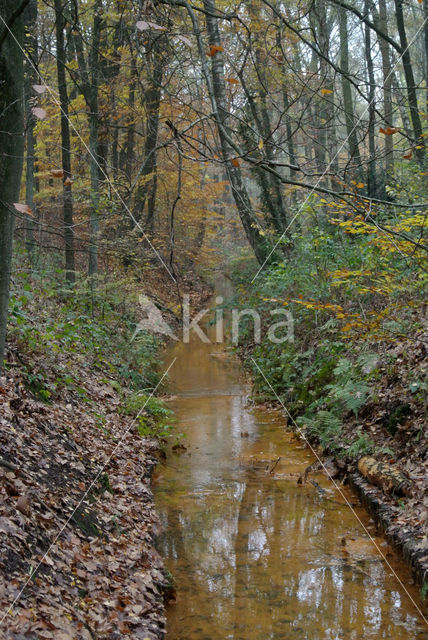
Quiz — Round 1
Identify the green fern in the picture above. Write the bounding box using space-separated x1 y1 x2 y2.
326 379 369 415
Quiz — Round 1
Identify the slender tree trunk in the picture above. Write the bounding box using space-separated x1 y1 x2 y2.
238 70 283 232
88 0 102 278
134 40 164 231
125 55 136 183
310 5 326 178
24 78 35 253
248 4 288 229
372 0 394 175
424 0 428 121
0 0 26 372
111 97 119 174
54 0 75 284
23 0 38 256
192 0 270 264
394 0 425 163
282 91 298 175
339 5 362 170
365 1 377 196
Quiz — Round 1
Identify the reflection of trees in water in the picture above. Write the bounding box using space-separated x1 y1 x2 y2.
159 487 242 637
158 469 422 640
233 478 297 638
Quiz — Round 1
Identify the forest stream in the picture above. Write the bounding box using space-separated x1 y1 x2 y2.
154 281 428 640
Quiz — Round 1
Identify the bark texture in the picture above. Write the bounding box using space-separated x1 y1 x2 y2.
0 0 25 371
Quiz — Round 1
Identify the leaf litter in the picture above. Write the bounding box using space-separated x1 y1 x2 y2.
0 365 168 639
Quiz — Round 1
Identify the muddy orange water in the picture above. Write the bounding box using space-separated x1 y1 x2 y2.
154 292 428 640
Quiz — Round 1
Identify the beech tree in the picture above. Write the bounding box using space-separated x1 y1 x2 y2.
0 0 27 372
54 0 75 283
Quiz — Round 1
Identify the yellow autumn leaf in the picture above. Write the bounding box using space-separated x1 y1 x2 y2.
320 88 333 95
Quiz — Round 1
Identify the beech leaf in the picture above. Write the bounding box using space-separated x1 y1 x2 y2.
207 45 224 57
33 84 47 94
50 169 64 178
177 35 192 47
136 20 166 31
32 107 47 120
16 495 30 516
13 203 33 216
379 126 400 135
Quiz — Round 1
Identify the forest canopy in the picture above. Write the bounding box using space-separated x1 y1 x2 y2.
0 0 427 366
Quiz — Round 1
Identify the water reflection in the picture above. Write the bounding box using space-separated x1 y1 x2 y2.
154 294 427 640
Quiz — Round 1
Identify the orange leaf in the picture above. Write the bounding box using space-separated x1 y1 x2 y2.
355 182 365 188
320 88 333 95
231 158 240 167
50 169 64 178
403 150 413 159
64 176 73 186
13 203 33 216
207 45 224 57
226 77 239 84
379 126 400 135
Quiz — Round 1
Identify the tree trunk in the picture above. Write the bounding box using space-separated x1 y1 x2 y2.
394 0 425 164
372 0 394 175
238 70 283 233
125 55 136 183
339 5 362 171
365 1 377 197
282 90 298 177
23 0 38 256
54 0 75 284
88 0 102 278
0 0 26 372
193 0 270 265
249 3 288 230
133 40 164 232
425 0 428 86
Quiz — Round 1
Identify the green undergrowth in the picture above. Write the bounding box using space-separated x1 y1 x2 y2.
230 211 427 461
121 392 185 447
5 248 177 442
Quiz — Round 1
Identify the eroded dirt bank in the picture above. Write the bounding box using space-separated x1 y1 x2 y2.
0 266 212 638
0 366 167 639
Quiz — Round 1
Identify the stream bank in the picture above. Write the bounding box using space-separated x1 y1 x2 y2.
229 258 428 600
